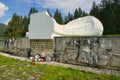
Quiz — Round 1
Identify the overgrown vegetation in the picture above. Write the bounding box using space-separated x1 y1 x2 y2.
0 55 120 80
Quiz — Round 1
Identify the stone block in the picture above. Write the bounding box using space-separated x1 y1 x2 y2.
111 54 120 67
97 55 108 66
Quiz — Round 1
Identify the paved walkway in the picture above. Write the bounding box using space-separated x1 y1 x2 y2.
0 52 120 76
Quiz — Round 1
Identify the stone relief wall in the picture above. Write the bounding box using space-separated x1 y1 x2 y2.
54 37 120 69
0 37 120 69
0 38 30 57
0 38 53 57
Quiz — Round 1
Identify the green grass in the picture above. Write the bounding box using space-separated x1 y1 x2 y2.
0 55 120 80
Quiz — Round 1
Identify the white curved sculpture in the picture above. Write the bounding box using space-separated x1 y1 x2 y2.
28 11 103 39
53 16 103 36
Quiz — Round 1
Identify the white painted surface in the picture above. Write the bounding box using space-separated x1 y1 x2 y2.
29 11 54 39
28 11 103 39
54 16 103 36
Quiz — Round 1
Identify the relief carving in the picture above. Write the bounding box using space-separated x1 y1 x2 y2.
54 37 120 68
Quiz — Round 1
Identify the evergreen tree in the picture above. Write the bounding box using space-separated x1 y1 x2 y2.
74 8 79 19
78 7 82 17
54 9 59 23
90 0 120 34
22 16 29 36
64 16 68 24
5 13 23 37
113 0 120 6
99 0 118 34
74 8 88 19
0 23 7 37
67 12 74 22
64 12 73 24
82 11 89 17
112 0 120 34
54 9 63 24
64 7 88 24
100 0 108 9
90 1 100 18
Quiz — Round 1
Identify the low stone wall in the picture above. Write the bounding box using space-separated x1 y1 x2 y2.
0 38 30 57
0 37 120 69
54 36 120 69
30 39 53 57
0 38 53 57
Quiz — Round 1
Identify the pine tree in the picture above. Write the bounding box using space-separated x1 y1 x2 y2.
5 13 23 37
54 9 63 24
54 9 59 23
67 12 73 22
90 1 100 18
22 16 29 36
90 0 120 34
100 0 108 9
64 12 73 24
82 11 89 17
78 7 82 17
64 16 68 24
74 8 79 19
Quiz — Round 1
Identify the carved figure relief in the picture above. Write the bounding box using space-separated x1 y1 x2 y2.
54 37 120 68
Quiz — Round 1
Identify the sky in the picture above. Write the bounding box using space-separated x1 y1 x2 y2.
0 0 101 25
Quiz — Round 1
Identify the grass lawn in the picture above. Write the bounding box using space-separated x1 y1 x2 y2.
0 55 120 80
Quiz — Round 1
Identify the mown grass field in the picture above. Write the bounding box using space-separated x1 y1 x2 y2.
0 55 120 80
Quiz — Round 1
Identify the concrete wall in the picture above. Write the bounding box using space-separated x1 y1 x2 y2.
54 36 120 69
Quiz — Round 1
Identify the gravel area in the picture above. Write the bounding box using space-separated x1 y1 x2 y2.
0 52 120 76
